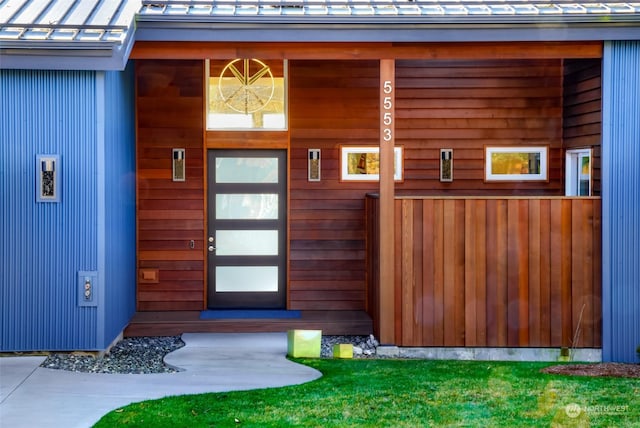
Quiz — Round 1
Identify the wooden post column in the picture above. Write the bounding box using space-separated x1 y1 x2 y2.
379 59 395 344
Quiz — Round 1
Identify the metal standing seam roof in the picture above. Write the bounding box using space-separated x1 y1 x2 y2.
0 0 140 45
1 0 640 45
2 0 640 70
0 0 141 69
133 1 640 45
136 0 640 22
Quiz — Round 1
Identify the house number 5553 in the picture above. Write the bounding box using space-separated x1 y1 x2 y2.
382 80 393 142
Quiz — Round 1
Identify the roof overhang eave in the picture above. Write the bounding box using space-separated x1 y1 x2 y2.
0 30 136 71
134 17 640 42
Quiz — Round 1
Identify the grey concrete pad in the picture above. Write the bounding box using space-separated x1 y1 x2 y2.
0 356 46 402
0 333 321 428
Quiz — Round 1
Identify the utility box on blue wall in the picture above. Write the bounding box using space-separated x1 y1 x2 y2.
78 271 98 307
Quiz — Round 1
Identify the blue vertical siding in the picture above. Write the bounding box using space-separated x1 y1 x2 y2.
1 70 98 351
100 64 137 348
602 41 640 363
0 66 136 351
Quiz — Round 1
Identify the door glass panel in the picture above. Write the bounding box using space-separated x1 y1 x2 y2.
216 157 278 183
216 194 278 219
216 266 278 292
216 230 278 256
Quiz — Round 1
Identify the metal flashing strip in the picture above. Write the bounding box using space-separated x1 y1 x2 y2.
0 23 128 43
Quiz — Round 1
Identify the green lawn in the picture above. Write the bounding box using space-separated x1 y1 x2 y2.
94 359 639 427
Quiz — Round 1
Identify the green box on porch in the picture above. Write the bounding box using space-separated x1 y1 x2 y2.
333 343 353 359
287 330 322 358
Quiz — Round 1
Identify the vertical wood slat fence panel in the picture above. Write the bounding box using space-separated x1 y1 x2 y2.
366 196 602 348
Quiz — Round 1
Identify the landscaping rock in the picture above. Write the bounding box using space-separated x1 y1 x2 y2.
41 334 382 374
321 335 378 358
41 336 184 374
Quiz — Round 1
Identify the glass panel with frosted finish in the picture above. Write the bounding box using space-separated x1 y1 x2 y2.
216 230 278 255
208 114 253 129
216 266 278 292
216 157 279 183
216 194 278 219
263 114 286 129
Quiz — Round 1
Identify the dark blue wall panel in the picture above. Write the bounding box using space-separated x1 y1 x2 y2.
602 41 640 363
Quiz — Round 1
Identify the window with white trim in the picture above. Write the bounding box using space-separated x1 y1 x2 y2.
565 148 592 196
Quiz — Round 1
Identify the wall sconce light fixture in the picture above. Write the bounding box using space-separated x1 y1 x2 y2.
172 148 185 182
440 149 453 182
36 154 60 202
308 149 321 181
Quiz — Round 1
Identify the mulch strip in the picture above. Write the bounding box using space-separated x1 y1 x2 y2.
541 363 640 378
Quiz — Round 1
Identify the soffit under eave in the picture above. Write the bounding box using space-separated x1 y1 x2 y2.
129 40 603 61
132 21 640 45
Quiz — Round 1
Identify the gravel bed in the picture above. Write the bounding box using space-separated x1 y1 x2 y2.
40 334 379 374
41 336 184 374
321 335 379 358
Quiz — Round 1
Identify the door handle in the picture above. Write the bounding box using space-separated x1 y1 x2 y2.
208 245 216 252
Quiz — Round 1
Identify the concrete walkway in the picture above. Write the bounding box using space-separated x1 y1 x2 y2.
0 333 322 428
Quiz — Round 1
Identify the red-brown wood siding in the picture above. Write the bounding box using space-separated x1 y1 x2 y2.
367 196 602 348
395 59 564 196
136 60 205 311
563 59 602 196
133 55 601 323
288 60 380 310
288 58 567 311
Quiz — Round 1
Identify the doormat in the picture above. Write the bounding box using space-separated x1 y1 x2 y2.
200 310 302 320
